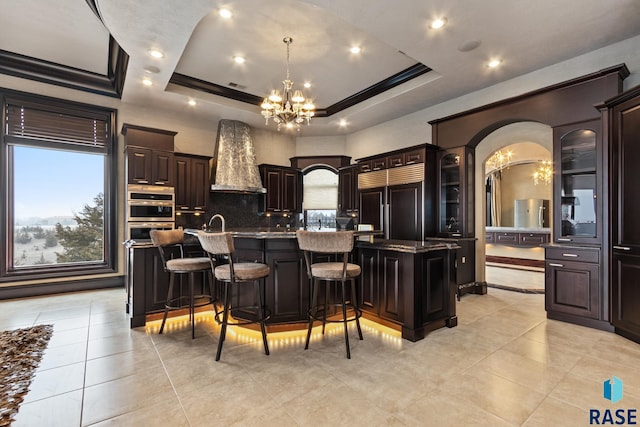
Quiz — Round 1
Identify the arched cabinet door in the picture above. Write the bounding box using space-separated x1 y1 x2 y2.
552 119 602 245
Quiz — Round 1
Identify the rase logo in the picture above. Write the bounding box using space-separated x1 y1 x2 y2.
589 376 637 425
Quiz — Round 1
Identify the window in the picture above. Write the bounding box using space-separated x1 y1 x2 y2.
303 168 338 230
1 89 117 281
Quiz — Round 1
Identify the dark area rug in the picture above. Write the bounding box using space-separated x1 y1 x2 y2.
0 325 53 426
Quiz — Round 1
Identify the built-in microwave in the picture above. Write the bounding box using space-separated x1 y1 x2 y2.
126 222 174 245
127 184 175 222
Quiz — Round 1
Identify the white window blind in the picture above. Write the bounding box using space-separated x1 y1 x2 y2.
303 169 338 210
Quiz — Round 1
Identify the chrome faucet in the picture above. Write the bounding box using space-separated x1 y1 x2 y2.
208 214 226 232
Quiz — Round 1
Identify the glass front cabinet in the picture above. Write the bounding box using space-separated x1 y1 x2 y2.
553 119 602 244
437 146 474 238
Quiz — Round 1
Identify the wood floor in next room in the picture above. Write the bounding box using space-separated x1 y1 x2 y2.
1 285 639 426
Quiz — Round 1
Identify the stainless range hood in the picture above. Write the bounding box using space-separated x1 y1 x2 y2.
210 119 266 193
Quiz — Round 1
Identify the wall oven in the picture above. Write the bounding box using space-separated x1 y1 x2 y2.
126 222 175 245
127 184 175 222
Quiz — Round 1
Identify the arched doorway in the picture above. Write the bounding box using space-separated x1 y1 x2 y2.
475 122 552 290
473 121 552 285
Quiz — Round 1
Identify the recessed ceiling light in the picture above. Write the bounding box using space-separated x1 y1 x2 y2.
219 8 232 19
339 119 348 127
188 99 196 106
142 78 153 86
429 17 447 29
148 49 164 59
488 59 502 68
350 46 361 54
303 82 311 88
233 55 246 64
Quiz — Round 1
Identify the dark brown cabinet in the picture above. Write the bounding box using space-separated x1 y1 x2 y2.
437 146 474 238
545 246 601 321
175 154 210 213
234 238 307 324
259 165 302 213
605 85 640 343
338 164 359 213
553 119 602 244
122 124 176 186
355 242 457 341
125 147 174 186
359 183 422 240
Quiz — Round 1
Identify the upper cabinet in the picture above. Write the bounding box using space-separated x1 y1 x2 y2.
175 154 210 213
259 164 303 213
553 119 602 244
122 124 176 187
437 146 474 238
338 164 359 213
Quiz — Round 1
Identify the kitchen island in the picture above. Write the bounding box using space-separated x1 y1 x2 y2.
126 229 459 341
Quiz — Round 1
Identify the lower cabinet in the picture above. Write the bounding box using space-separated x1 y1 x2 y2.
234 238 307 325
127 245 209 328
545 246 611 330
355 244 457 341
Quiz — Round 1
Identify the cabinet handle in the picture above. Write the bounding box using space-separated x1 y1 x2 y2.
154 182 165 185
451 233 461 237
549 263 564 267
137 180 149 184
613 245 631 251
557 238 572 242
562 253 578 257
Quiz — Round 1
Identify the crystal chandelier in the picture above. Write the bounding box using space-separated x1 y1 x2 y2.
486 149 513 172
533 160 553 185
261 37 315 131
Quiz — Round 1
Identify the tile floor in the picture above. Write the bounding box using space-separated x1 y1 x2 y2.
485 265 545 292
2 286 639 426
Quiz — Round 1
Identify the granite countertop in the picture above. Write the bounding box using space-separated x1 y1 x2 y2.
486 226 551 233
185 228 383 239
356 238 460 254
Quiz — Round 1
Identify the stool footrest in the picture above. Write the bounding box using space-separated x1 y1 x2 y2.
214 306 271 326
165 295 215 311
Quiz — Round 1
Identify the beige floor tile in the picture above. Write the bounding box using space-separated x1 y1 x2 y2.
442 370 546 425
12 390 83 427
81 368 177 425
475 348 567 394
23 362 85 403
522 396 586 426
37 341 87 371
87 399 189 427
84 349 164 387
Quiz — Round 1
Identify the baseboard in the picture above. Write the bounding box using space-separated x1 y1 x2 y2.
0 276 123 300
486 255 544 269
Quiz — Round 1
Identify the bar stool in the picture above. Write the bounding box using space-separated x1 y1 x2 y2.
296 230 363 359
197 231 270 361
150 229 215 339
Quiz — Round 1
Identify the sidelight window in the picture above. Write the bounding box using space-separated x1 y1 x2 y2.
1 89 117 281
